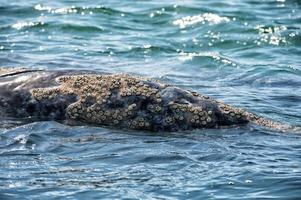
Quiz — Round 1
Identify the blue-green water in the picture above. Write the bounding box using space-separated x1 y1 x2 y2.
1 0 301 199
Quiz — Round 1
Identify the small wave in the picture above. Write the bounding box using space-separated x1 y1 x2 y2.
58 23 104 33
34 4 52 12
173 13 230 29
11 21 44 30
34 4 122 16
227 66 301 87
11 20 104 33
34 4 77 14
178 51 237 66
99 45 176 57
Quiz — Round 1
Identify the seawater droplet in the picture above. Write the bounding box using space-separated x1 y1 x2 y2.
245 180 252 183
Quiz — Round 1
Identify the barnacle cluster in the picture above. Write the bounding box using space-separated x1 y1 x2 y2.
30 73 234 131
168 102 215 128
217 102 249 124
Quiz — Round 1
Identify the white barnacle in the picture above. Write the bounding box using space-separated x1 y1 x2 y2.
193 115 199 120
165 117 173 124
155 106 161 112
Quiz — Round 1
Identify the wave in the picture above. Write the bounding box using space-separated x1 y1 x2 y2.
9 21 104 33
0 5 39 16
173 13 230 29
33 4 125 16
227 65 301 87
97 45 178 57
178 51 237 66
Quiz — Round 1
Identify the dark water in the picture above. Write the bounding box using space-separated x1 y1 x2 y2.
1 0 301 199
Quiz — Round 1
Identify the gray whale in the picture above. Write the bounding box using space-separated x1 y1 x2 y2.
0 67 294 132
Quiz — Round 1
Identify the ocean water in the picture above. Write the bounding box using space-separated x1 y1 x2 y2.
0 0 301 199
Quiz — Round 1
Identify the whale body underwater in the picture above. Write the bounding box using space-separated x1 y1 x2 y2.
0 67 295 132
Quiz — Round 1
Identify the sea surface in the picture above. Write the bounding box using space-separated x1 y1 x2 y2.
1 0 301 199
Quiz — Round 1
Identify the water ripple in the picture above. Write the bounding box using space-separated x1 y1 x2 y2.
1 0 301 199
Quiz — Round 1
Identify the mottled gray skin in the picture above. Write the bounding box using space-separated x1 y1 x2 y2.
0 69 76 121
0 68 293 132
